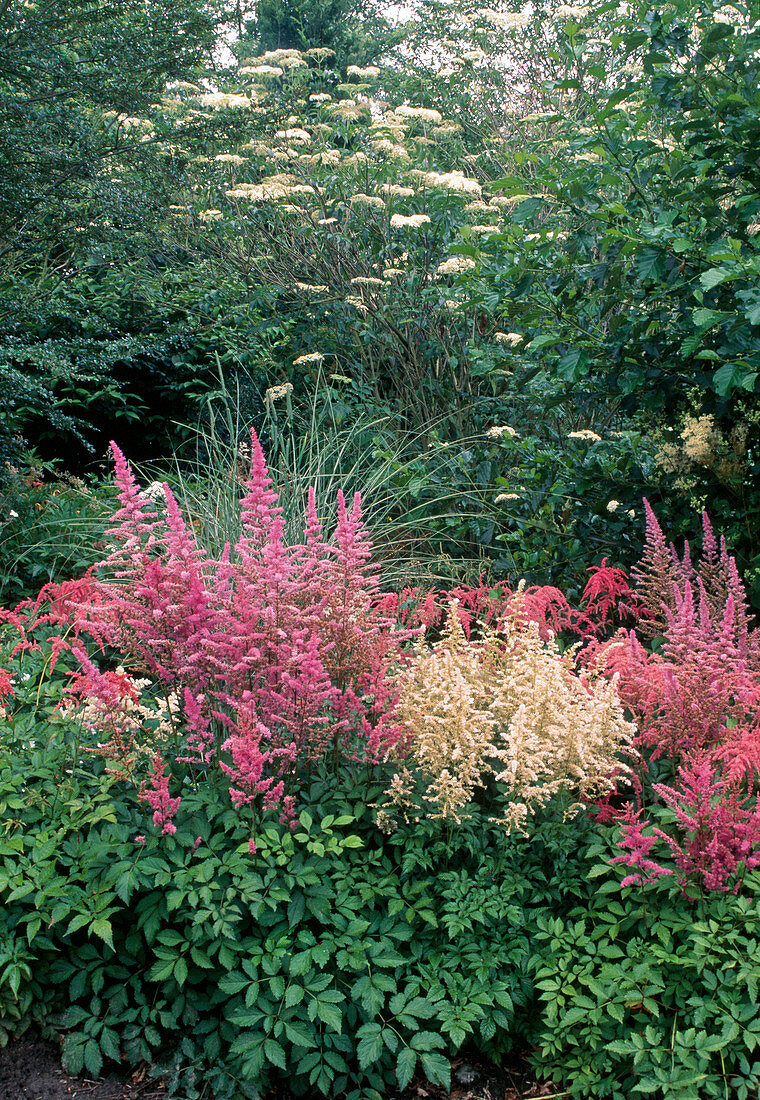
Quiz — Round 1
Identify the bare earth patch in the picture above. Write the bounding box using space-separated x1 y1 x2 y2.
0 1034 559 1100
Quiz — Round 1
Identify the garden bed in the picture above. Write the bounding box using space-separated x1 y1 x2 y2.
0 1033 558 1100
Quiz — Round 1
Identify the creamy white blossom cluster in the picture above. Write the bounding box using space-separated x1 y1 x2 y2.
481 9 531 29
436 256 477 275
265 382 294 400
373 139 411 162
390 213 431 228
381 184 416 198
292 352 324 365
412 170 482 197
274 127 311 144
568 429 602 442
394 105 443 125
383 603 635 829
197 92 252 110
350 193 386 209
240 64 283 77
347 65 381 79
351 276 385 288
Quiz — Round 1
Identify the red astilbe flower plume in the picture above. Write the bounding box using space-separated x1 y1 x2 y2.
597 505 760 893
0 668 13 701
581 558 642 632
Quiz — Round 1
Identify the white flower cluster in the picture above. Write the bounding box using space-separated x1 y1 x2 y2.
482 9 531 29
412 170 482 197
350 193 386 209
197 92 252 110
436 256 477 275
394 105 443 125
274 128 311 144
240 64 283 78
390 213 431 228
293 352 325 365
568 429 601 442
265 382 294 401
347 65 381 79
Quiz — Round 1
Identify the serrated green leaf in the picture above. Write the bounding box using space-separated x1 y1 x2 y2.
396 1047 417 1089
284 1020 316 1049
84 1038 103 1077
420 1050 450 1089
173 957 188 987
263 1038 287 1069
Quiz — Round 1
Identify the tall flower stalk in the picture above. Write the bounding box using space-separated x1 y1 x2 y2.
62 431 405 833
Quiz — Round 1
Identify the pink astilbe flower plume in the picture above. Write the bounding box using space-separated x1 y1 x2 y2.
651 753 760 893
140 753 180 835
630 497 683 638
610 806 669 887
44 434 410 835
219 708 296 811
178 688 215 765
237 429 282 559
106 441 162 563
597 505 760 894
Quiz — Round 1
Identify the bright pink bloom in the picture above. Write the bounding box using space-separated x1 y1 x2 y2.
611 806 670 887
139 754 180 835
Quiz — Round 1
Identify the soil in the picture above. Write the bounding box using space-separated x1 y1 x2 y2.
0 1032 557 1100
0 1031 167 1100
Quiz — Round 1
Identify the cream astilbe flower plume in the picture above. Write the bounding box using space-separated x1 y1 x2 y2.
384 599 635 831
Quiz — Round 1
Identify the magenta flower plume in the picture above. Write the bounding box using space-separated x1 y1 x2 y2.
652 753 760 893
140 754 180 835
220 709 296 811
61 436 410 833
610 806 669 887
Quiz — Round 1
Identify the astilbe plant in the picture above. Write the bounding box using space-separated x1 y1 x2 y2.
58 431 406 836
596 505 760 893
379 599 635 833
377 562 641 644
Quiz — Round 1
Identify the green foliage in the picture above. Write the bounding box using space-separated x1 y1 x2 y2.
474 0 760 592
0 0 219 255
530 842 760 1099
0 461 112 605
6 607 760 1097
0 670 588 1098
240 0 402 68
